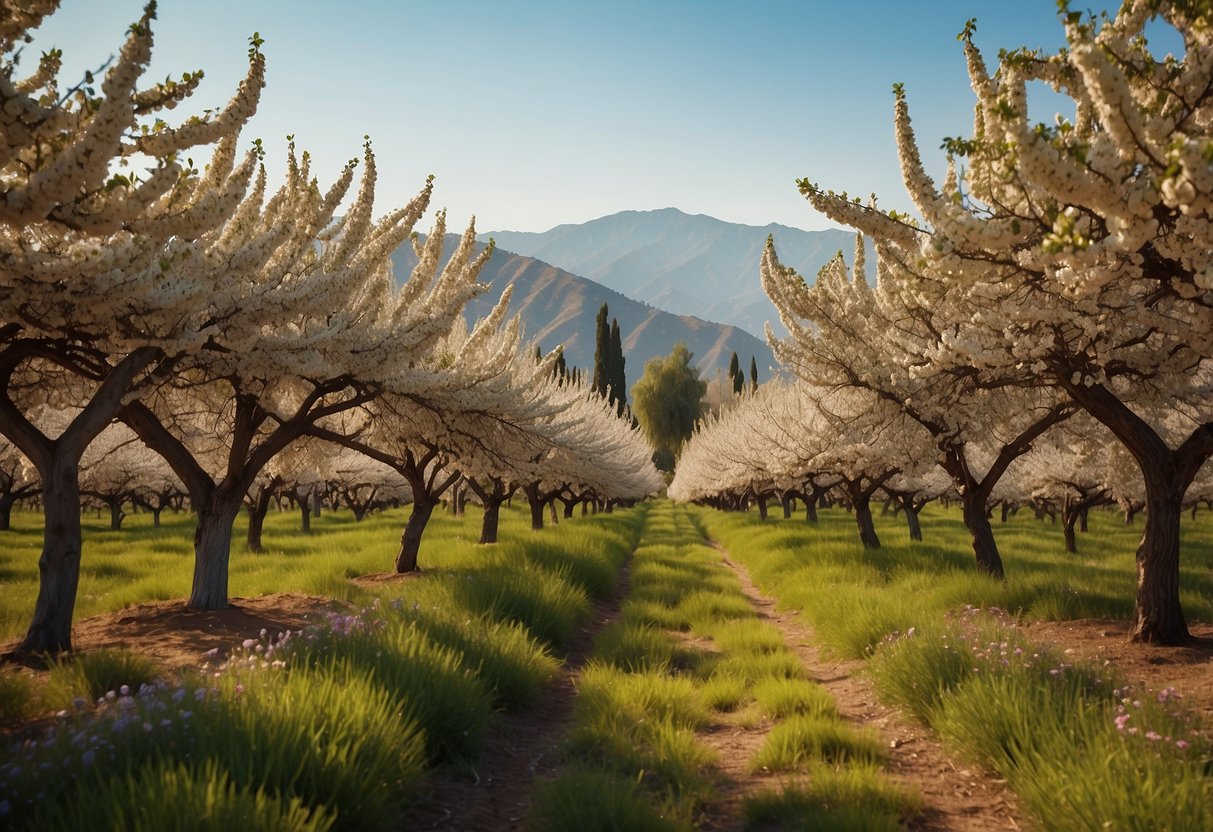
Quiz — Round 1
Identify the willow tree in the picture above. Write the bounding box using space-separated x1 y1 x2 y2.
632 343 706 471
0 1 264 652
793 2 1213 644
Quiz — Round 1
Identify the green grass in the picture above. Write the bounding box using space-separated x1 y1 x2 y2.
1 503 646 832
0 503 647 644
698 502 1213 832
696 503 1213 660
530 501 917 830
743 763 920 832
34 759 338 832
749 713 884 772
529 766 689 832
42 648 160 709
868 612 1212 831
7 497 1209 830
0 671 34 721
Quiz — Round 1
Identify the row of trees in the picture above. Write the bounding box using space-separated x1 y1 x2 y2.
0 2 658 654
671 376 1212 548
679 1 1212 645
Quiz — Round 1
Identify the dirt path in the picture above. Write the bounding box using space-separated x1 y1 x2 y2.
402 557 633 831
711 547 1025 832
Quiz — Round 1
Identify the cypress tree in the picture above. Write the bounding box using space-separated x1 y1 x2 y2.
610 318 627 415
749 355 759 393
728 351 743 395
592 303 610 398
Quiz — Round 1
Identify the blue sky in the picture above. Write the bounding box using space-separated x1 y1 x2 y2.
25 1 1148 233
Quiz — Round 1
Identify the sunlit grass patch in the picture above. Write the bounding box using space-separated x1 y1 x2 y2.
618 596 686 630
575 663 707 732
271 611 493 765
750 677 837 720
711 647 805 682
405 605 558 711
671 589 752 631
33 759 338 832
749 713 883 772
529 766 690 832
507 529 627 600
437 561 589 647
592 620 681 671
710 619 789 656
699 673 748 713
42 647 161 709
743 763 921 832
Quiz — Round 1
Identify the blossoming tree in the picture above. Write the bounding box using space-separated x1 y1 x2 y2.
121 157 489 609
0 1 264 652
792 2 1212 643
762 235 1074 576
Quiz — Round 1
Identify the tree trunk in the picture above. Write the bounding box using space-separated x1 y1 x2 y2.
1059 381 1210 644
961 491 1005 579
396 498 437 573
525 484 544 530
757 495 768 521
804 495 818 524
480 498 503 544
151 506 162 529
1079 507 1089 533
1000 501 1011 523
853 493 880 549
247 489 273 553
107 498 124 531
188 497 242 610
298 493 311 534
0 494 12 530
548 499 559 525
19 458 84 653
1063 513 1078 554
1061 496 1079 554
562 498 576 519
781 494 793 519
905 502 922 542
1131 473 1190 644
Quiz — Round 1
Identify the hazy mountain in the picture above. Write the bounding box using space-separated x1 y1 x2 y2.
482 207 871 337
390 237 775 395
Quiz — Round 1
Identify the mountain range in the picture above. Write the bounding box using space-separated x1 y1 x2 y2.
389 237 776 394
482 207 869 338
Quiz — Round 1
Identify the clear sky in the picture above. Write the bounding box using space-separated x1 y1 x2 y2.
25 0 1148 234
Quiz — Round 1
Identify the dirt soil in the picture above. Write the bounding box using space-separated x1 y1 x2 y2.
1 594 347 673
4 580 1211 830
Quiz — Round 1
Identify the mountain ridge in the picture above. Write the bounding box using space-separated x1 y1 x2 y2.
389 235 776 395
481 207 871 337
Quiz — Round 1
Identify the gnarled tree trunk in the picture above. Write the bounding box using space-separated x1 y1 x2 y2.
960 490 1004 579
396 497 437 573
20 458 84 653
189 493 243 610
